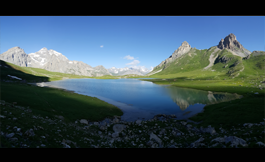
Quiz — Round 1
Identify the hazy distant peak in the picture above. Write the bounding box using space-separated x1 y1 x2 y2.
40 47 48 51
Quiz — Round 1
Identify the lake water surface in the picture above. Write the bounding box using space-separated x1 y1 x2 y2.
43 78 241 122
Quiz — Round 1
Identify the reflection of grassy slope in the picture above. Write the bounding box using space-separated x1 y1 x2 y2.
166 86 240 106
142 50 265 129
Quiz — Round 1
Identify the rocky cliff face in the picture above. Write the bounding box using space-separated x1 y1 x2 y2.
155 41 192 69
217 33 251 57
0 47 112 77
0 47 28 67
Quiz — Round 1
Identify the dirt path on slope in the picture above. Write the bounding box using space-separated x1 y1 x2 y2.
203 48 220 70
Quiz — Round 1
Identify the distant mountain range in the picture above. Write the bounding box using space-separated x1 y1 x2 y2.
108 66 153 76
0 47 112 77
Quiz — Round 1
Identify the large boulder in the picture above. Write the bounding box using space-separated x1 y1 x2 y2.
224 136 248 147
200 126 216 135
135 120 142 125
24 129 35 137
113 124 126 134
190 137 204 148
80 119 88 125
149 132 163 148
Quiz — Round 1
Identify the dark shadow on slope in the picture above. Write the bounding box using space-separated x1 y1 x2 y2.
0 60 49 83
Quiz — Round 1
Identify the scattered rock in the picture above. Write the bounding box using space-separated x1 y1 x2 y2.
180 121 187 126
24 129 35 137
146 140 154 146
256 142 265 147
168 145 177 148
150 132 163 147
113 124 126 134
80 119 88 125
135 120 142 125
200 126 216 135
224 136 248 147
112 132 119 138
243 123 253 128
99 125 107 131
112 118 119 124
0 115 6 118
6 133 15 138
190 137 204 148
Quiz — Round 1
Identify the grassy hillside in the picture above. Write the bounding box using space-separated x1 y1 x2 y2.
142 49 265 130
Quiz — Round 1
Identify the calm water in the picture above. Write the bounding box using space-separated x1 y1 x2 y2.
43 78 241 122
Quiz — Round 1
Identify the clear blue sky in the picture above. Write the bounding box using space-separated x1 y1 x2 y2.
1 16 264 69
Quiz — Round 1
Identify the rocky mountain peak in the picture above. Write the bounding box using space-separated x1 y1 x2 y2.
181 41 190 48
217 33 251 57
217 33 242 50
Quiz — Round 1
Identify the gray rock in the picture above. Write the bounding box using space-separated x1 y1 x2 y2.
10 137 18 142
200 126 216 135
99 121 107 127
112 118 119 124
80 119 88 125
181 121 187 126
190 137 204 148
94 122 99 126
138 144 144 148
211 137 225 143
0 115 6 118
24 129 35 137
159 129 166 135
256 141 265 147
6 133 15 138
146 140 154 146
243 123 253 128
150 132 163 147
135 120 142 125
99 125 107 131
113 124 126 134
224 136 248 147
151 143 159 148
112 132 119 138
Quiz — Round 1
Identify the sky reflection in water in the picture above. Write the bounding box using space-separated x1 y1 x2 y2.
44 78 241 122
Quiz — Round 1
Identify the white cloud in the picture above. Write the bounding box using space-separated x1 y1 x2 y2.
100 45 103 48
126 60 140 66
123 55 134 60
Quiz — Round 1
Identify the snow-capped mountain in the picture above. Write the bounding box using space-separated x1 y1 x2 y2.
0 47 112 77
108 66 153 76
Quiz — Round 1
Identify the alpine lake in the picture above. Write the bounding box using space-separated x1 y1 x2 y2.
40 78 242 123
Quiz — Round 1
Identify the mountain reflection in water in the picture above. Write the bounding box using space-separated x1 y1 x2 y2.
42 78 242 121
165 86 242 111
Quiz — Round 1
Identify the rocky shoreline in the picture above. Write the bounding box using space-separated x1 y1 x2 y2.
1 100 265 148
